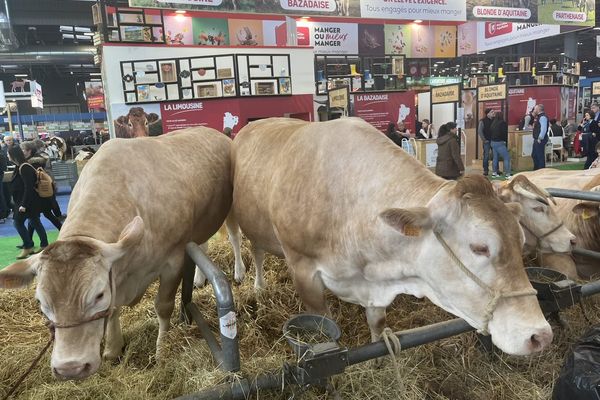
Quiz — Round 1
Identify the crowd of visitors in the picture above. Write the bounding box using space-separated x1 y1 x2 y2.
0 134 65 259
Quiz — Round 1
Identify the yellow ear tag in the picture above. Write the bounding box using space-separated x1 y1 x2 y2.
582 209 593 220
404 225 421 237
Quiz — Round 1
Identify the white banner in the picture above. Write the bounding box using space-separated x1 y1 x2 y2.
476 22 560 52
0 82 5 109
157 0 223 5
360 0 466 22
280 0 336 12
298 22 358 54
30 81 43 109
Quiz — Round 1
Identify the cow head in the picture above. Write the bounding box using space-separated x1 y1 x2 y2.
380 175 552 355
127 107 149 137
494 175 576 254
572 184 600 224
0 217 144 380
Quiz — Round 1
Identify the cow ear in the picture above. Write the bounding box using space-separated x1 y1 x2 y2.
380 207 432 238
0 255 40 289
100 216 145 263
491 181 513 202
572 202 599 220
504 202 523 219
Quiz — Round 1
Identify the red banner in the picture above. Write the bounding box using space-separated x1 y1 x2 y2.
507 86 561 125
353 91 416 133
160 95 313 134
87 95 105 110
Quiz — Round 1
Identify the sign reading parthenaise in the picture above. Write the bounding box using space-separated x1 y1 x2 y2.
431 84 460 104
477 84 507 102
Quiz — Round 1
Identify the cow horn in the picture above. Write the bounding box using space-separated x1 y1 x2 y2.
513 183 549 206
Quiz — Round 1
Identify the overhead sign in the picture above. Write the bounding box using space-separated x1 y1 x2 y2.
431 84 460 104
0 81 5 108
592 82 600 96
328 86 349 110
30 81 43 109
475 22 560 53
130 0 593 25
477 83 507 102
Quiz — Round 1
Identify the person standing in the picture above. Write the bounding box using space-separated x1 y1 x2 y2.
417 119 433 139
8 145 48 259
478 108 494 176
585 103 600 169
531 104 549 170
435 122 464 180
490 112 511 179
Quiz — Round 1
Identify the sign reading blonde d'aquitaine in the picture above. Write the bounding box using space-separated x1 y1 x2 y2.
477 83 507 102
431 84 460 104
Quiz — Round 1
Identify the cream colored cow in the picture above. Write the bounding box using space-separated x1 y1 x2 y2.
228 117 552 356
0 128 232 380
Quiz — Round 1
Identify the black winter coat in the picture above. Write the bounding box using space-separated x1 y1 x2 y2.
11 163 43 215
490 120 508 142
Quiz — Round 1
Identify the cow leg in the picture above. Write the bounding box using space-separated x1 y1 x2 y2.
194 242 208 288
291 258 329 315
365 306 387 342
225 214 247 283
155 266 181 358
252 246 266 290
103 307 124 361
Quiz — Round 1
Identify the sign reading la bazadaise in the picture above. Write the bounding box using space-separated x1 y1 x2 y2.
132 0 593 26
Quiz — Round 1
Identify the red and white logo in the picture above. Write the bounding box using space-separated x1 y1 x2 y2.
297 26 310 46
485 22 513 38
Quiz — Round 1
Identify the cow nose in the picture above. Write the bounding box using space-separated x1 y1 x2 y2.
53 361 92 380
528 329 553 353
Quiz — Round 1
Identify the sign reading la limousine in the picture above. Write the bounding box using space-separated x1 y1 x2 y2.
130 0 593 25
431 84 460 104
477 83 507 102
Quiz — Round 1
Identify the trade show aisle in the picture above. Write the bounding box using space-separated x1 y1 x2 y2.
0 191 70 238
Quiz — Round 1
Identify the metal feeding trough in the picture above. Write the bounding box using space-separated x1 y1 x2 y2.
283 314 341 358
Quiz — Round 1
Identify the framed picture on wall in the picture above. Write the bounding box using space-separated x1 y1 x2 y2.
278 78 291 94
137 85 150 101
217 68 233 79
196 83 218 98
223 79 236 96
255 82 275 95
159 61 177 82
392 57 405 76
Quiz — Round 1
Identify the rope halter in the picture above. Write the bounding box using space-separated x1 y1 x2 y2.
433 230 538 336
44 269 115 334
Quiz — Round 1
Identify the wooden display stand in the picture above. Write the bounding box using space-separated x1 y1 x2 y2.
413 139 437 169
509 130 534 171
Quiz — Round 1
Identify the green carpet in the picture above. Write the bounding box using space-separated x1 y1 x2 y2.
0 231 59 270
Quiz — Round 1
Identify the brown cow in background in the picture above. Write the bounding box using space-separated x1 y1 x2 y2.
114 107 162 138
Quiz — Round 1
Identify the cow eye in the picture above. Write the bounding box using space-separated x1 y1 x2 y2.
533 206 544 213
470 244 490 257
95 293 104 302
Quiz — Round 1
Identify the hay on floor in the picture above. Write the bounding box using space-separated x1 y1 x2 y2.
1 238 598 399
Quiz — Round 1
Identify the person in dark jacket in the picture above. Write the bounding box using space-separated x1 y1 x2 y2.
531 104 549 170
478 108 494 176
585 103 600 169
386 122 409 147
21 141 62 234
435 122 464 180
8 145 48 259
490 112 511 178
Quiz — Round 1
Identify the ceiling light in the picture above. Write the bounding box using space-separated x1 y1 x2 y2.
560 52 565 55
75 27 92 33
83 32 94 36
90 78 102 81
1 65 18 68
594 27 600 30
76 35 92 40
414 19 423 23
589 69 593 73
175 10 186 14
90 72 102 76
14 74 27 77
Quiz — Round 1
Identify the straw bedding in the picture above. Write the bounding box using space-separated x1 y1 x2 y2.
1 238 598 400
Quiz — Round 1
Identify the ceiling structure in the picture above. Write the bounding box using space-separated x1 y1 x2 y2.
0 0 598 105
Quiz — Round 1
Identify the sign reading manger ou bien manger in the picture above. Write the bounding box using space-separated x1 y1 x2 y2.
431 84 460 104
477 83 507 102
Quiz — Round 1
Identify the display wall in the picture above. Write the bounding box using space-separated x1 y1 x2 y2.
102 44 315 137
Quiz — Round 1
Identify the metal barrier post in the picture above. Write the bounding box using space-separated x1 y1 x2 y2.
546 188 600 202
183 242 240 373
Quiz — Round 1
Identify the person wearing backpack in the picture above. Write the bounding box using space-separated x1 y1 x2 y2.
21 141 62 234
8 145 48 259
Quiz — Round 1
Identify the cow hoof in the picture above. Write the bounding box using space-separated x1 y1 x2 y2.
234 272 246 284
254 278 266 291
